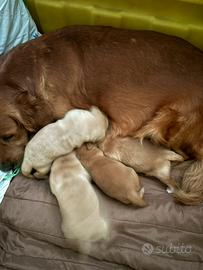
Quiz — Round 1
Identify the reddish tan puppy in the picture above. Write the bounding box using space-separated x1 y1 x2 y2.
77 144 146 207
0 26 203 204
100 137 183 189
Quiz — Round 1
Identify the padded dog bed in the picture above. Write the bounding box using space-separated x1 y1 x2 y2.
0 162 202 270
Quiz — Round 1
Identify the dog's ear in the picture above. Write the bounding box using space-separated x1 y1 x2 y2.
0 73 54 133
0 114 19 136
1 102 35 134
0 94 38 133
14 93 54 133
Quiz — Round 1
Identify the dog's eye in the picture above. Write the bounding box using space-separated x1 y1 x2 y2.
1 135 14 143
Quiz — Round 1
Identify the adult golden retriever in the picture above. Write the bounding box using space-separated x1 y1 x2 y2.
0 26 203 204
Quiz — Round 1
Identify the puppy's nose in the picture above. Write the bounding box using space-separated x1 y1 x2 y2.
0 162 14 171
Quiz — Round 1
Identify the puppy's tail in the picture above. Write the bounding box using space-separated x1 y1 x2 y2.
172 160 203 205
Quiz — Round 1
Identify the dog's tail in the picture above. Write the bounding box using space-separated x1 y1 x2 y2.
172 188 203 205
172 160 203 205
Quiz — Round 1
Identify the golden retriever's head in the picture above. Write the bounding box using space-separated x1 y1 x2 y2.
0 88 32 170
0 85 54 171
0 114 28 170
0 44 57 170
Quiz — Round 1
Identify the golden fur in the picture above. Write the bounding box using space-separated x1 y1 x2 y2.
0 26 203 204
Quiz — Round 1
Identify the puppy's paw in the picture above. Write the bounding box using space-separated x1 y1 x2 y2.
33 171 48 180
24 173 35 179
21 161 33 178
32 165 50 180
21 161 50 180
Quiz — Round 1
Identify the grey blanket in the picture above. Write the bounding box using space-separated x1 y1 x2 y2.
0 163 203 270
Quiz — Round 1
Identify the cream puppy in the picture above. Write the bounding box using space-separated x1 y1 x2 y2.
22 107 108 178
50 152 108 242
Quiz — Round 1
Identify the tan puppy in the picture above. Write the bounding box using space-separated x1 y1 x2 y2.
22 106 108 178
100 137 184 191
77 144 147 207
50 152 108 242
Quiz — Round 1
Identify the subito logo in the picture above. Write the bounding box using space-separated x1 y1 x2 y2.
142 243 154 256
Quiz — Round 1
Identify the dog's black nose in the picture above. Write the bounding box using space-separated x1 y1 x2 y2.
0 162 15 171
